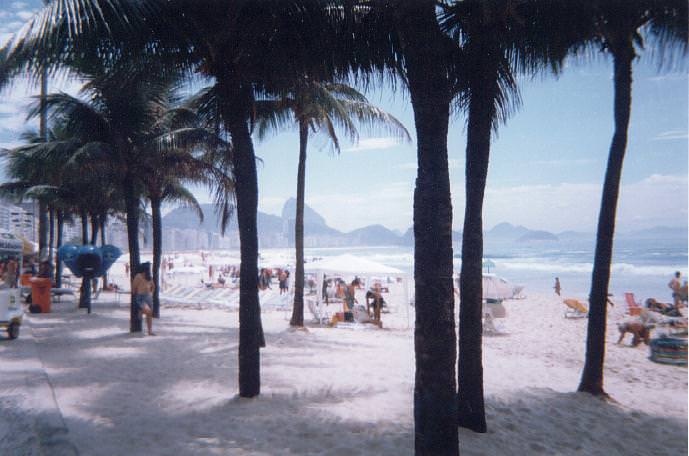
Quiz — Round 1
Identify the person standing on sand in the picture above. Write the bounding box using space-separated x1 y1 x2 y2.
554 277 561 296
132 262 156 336
668 271 682 308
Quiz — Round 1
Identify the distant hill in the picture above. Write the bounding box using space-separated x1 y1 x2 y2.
486 222 558 243
487 222 531 240
517 230 559 243
346 224 401 246
163 203 684 250
281 197 328 227
163 200 405 248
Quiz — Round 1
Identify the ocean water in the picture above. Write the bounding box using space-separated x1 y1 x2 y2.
302 237 688 304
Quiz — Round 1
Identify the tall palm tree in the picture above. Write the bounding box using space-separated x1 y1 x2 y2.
253 80 409 327
345 1 463 452
440 0 578 432
142 104 235 318
569 0 688 396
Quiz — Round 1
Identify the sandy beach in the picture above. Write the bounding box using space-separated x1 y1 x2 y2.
1 285 686 456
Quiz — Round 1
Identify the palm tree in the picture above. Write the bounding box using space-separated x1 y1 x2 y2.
440 0 580 432
253 80 409 327
570 0 687 396
344 1 462 452
141 103 235 318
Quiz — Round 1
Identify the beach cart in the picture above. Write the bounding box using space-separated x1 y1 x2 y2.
0 231 24 339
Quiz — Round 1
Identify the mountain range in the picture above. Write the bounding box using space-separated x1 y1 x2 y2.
162 199 687 248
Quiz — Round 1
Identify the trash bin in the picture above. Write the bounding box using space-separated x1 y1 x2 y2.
29 277 52 313
20 273 33 287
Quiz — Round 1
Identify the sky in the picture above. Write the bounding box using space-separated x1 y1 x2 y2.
1 1 687 234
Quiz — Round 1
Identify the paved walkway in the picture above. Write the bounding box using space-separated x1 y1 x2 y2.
0 305 79 456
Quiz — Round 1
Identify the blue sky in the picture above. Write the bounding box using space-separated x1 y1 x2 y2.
1 1 687 233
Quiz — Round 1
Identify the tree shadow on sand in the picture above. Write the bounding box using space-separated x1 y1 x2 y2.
459 388 687 456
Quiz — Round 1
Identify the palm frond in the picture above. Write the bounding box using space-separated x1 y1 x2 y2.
161 182 204 223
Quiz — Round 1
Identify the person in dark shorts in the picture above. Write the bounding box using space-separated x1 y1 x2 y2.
132 262 155 336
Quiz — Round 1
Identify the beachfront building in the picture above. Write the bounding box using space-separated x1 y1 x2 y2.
0 199 36 241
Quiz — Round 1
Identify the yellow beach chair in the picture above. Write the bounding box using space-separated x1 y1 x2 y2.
563 298 588 318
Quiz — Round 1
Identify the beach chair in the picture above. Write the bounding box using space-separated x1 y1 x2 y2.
624 293 643 316
306 298 330 326
563 298 587 318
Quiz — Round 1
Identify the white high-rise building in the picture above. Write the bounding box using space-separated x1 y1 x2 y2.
0 199 36 240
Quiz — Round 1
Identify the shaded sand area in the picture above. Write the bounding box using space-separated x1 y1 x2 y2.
1 293 686 455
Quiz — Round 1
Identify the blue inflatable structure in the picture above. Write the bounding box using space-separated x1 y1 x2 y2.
58 244 121 312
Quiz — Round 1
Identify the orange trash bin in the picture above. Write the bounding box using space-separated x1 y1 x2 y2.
20 273 33 287
30 277 52 313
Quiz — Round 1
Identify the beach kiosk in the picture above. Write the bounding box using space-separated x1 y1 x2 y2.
0 231 24 339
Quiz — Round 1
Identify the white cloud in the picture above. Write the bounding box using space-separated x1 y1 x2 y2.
652 130 688 141
0 21 24 32
305 181 414 231
642 174 687 185
344 137 403 152
532 158 597 166
647 73 688 82
15 10 34 21
11 2 29 10
477 174 688 232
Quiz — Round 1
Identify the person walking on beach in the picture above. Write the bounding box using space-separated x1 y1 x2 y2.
668 271 682 308
278 270 288 295
554 277 561 296
132 262 156 336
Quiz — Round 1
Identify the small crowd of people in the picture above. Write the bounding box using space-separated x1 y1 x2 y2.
257 267 290 293
554 271 688 314
322 276 384 327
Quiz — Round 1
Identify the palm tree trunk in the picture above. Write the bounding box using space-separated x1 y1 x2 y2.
100 213 107 289
124 175 142 332
457 68 497 434
38 200 49 259
55 209 63 288
150 195 163 318
81 209 89 243
221 81 264 398
290 121 308 327
77 209 90 309
78 209 89 309
48 207 55 261
90 215 99 245
398 2 458 454
38 64 48 259
579 41 634 396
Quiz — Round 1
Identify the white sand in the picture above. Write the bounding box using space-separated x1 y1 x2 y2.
1 286 686 455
